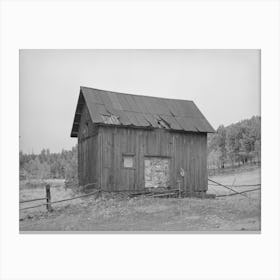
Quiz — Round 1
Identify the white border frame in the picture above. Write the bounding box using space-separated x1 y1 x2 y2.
1 1 279 280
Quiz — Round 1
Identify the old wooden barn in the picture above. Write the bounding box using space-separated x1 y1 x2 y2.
71 87 215 195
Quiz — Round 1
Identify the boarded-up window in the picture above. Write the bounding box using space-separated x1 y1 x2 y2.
123 155 134 168
145 157 170 188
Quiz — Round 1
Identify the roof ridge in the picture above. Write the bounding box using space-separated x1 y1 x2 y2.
80 86 194 103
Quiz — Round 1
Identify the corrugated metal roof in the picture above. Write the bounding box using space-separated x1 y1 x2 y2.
71 87 215 137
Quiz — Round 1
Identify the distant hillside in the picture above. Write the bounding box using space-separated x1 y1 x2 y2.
207 116 261 169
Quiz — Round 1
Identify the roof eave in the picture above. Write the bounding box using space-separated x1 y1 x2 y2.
70 88 85 138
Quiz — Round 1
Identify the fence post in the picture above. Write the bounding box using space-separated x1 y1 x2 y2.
177 180 181 198
45 184 52 212
179 168 185 197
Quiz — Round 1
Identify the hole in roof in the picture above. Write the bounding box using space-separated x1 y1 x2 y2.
101 115 121 125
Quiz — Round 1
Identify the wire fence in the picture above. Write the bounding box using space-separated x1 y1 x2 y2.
208 178 261 199
20 184 100 211
20 179 261 212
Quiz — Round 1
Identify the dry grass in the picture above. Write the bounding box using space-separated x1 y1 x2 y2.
20 179 65 189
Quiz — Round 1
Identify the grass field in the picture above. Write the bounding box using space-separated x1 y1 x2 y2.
19 167 261 232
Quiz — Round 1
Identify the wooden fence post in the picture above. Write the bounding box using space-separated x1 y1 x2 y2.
179 168 185 197
45 184 52 212
177 180 181 198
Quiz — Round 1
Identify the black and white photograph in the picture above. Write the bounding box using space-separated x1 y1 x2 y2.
19 49 261 232
2 1 280 279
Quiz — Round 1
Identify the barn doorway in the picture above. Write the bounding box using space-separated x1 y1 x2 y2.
144 157 170 188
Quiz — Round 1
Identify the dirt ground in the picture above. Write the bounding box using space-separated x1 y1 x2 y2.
19 167 261 232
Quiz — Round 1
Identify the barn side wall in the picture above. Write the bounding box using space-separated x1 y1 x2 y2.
98 126 208 193
77 105 99 187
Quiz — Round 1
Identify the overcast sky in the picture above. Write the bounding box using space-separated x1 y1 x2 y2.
19 49 260 154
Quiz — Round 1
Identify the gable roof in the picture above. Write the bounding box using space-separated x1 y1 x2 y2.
71 86 215 137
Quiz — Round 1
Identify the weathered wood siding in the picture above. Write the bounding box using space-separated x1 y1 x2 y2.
97 126 208 193
77 105 99 187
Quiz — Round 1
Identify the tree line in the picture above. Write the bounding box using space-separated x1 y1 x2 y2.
20 146 77 180
19 116 261 180
207 116 261 169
